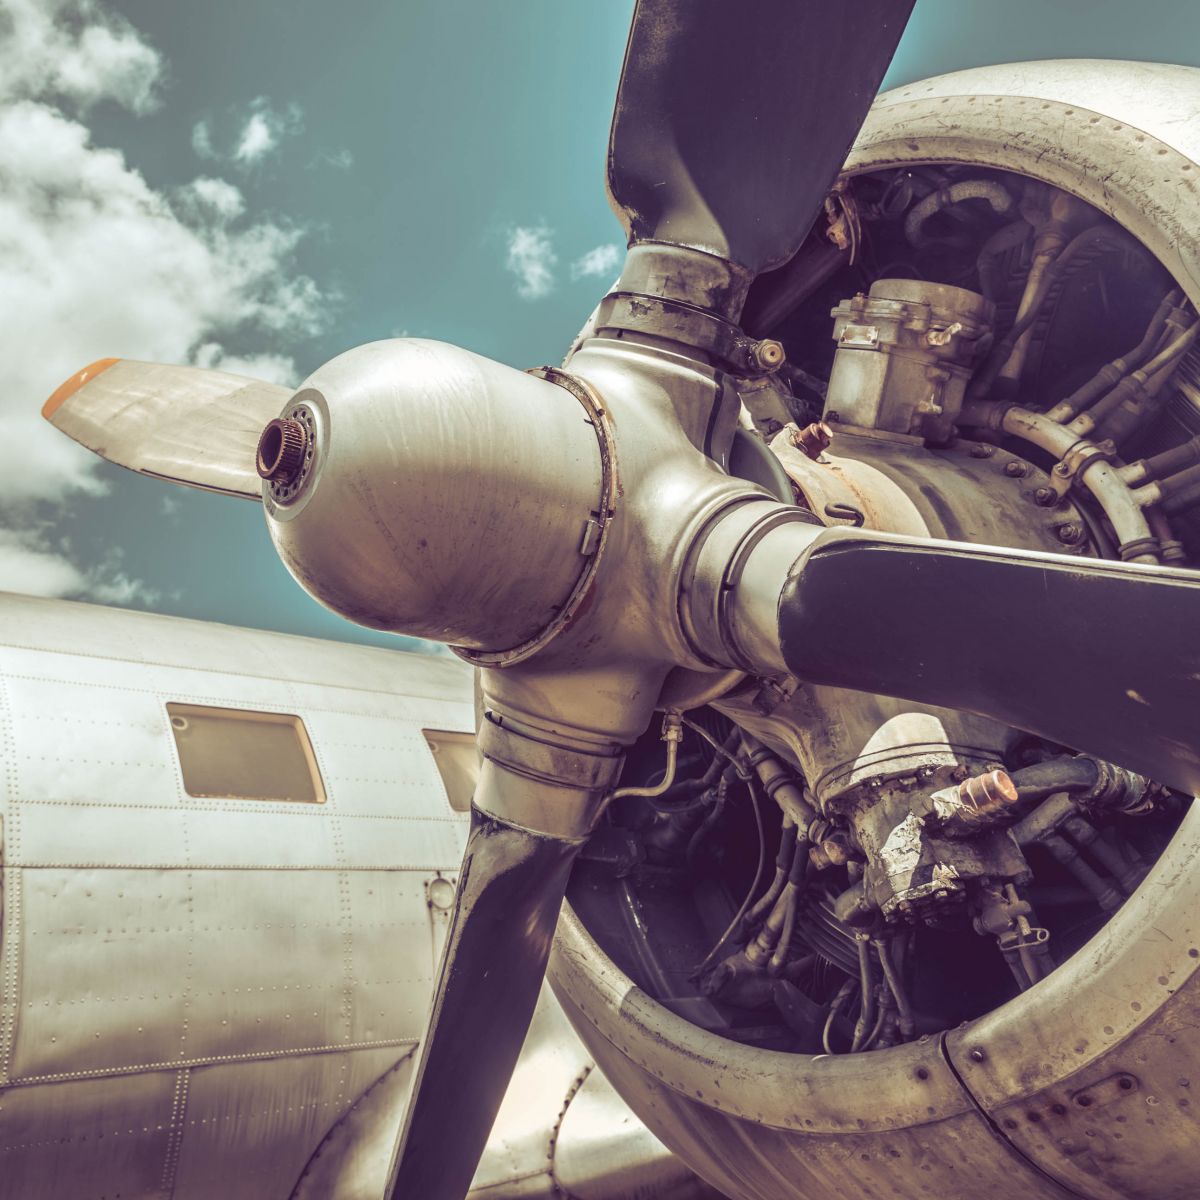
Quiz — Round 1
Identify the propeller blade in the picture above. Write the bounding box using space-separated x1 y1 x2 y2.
607 0 914 276
384 809 580 1200
778 530 1200 796
42 358 291 500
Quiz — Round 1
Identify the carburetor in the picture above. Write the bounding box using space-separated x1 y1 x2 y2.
825 278 994 441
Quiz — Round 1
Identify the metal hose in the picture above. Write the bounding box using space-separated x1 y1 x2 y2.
904 180 1014 247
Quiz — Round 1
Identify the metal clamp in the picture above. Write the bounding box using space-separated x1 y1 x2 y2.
1050 437 1115 498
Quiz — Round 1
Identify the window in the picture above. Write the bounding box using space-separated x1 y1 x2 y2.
167 703 325 803
422 729 478 813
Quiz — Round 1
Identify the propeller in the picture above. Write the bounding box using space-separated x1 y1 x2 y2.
41 4 1200 1200
43 358 288 499
776 529 1200 797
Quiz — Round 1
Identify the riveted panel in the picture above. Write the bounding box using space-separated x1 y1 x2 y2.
343 871 434 1045
7 675 177 810
14 868 192 1080
172 1045 408 1200
0 1067 178 1198
301 709 448 818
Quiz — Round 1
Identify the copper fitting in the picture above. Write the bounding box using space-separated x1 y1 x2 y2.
961 768 1019 812
257 417 308 484
924 768 1019 838
791 421 833 461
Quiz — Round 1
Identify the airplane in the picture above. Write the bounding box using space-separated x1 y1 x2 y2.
15 1 1200 1198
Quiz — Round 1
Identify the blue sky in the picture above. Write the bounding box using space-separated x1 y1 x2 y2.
3 0 1199 652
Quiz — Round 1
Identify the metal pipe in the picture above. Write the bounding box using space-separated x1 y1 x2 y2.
1068 321 1198 441
1063 815 1143 895
874 937 916 1039
1162 475 1200 516
1012 792 1075 846
851 936 876 1053
1043 833 1123 912
1046 289 1181 423
959 403 1156 558
610 713 683 800
974 223 1141 400
744 818 797 929
822 978 856 1055
1119 432 1200 488
743 734 818 826
768 844 808 975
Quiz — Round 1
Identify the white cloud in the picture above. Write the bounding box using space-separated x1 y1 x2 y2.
505 224 557 300
191 118 215 159
192 342 296 387
177 176 245 222
0 0 327 607
0 100 323 505
0 0 162 113
570 243 621 281
309 148 353 171
232 97 301 166
0 528 159 606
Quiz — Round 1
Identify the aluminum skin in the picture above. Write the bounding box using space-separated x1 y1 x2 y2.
0 593 712 1199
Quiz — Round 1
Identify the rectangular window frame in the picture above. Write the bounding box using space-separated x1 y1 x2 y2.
167 701 326 805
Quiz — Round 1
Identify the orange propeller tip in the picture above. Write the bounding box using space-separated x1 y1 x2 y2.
42 357 120 421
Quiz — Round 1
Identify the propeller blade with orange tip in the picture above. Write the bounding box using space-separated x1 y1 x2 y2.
42 359 291 500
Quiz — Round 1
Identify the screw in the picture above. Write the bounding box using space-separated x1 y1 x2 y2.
1054 462 1070 476
970 1048 987 1063
1005 461 1028 477
751 339 786 372
1056 521 1086 545
1034 487 1057 506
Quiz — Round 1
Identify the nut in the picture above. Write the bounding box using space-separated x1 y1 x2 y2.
751 339 786 372
1034 486 1058 506
1004 461 1028 478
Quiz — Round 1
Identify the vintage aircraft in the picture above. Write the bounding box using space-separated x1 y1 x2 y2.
20 0 1200 1197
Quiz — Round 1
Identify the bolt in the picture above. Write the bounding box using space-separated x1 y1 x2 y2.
970 443 995 458
969 1048 987 1063
1034 486 1057 506
1004 461 1028 478
751 339 786 372
1056 521 1086 545
1054 462 1070 476
791 421 833 460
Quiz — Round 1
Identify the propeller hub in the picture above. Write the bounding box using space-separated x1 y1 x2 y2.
256 417 308 484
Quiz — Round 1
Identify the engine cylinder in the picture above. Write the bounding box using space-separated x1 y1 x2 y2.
262 339 605 651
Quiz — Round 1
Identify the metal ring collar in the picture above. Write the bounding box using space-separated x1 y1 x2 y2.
455 366 618 669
